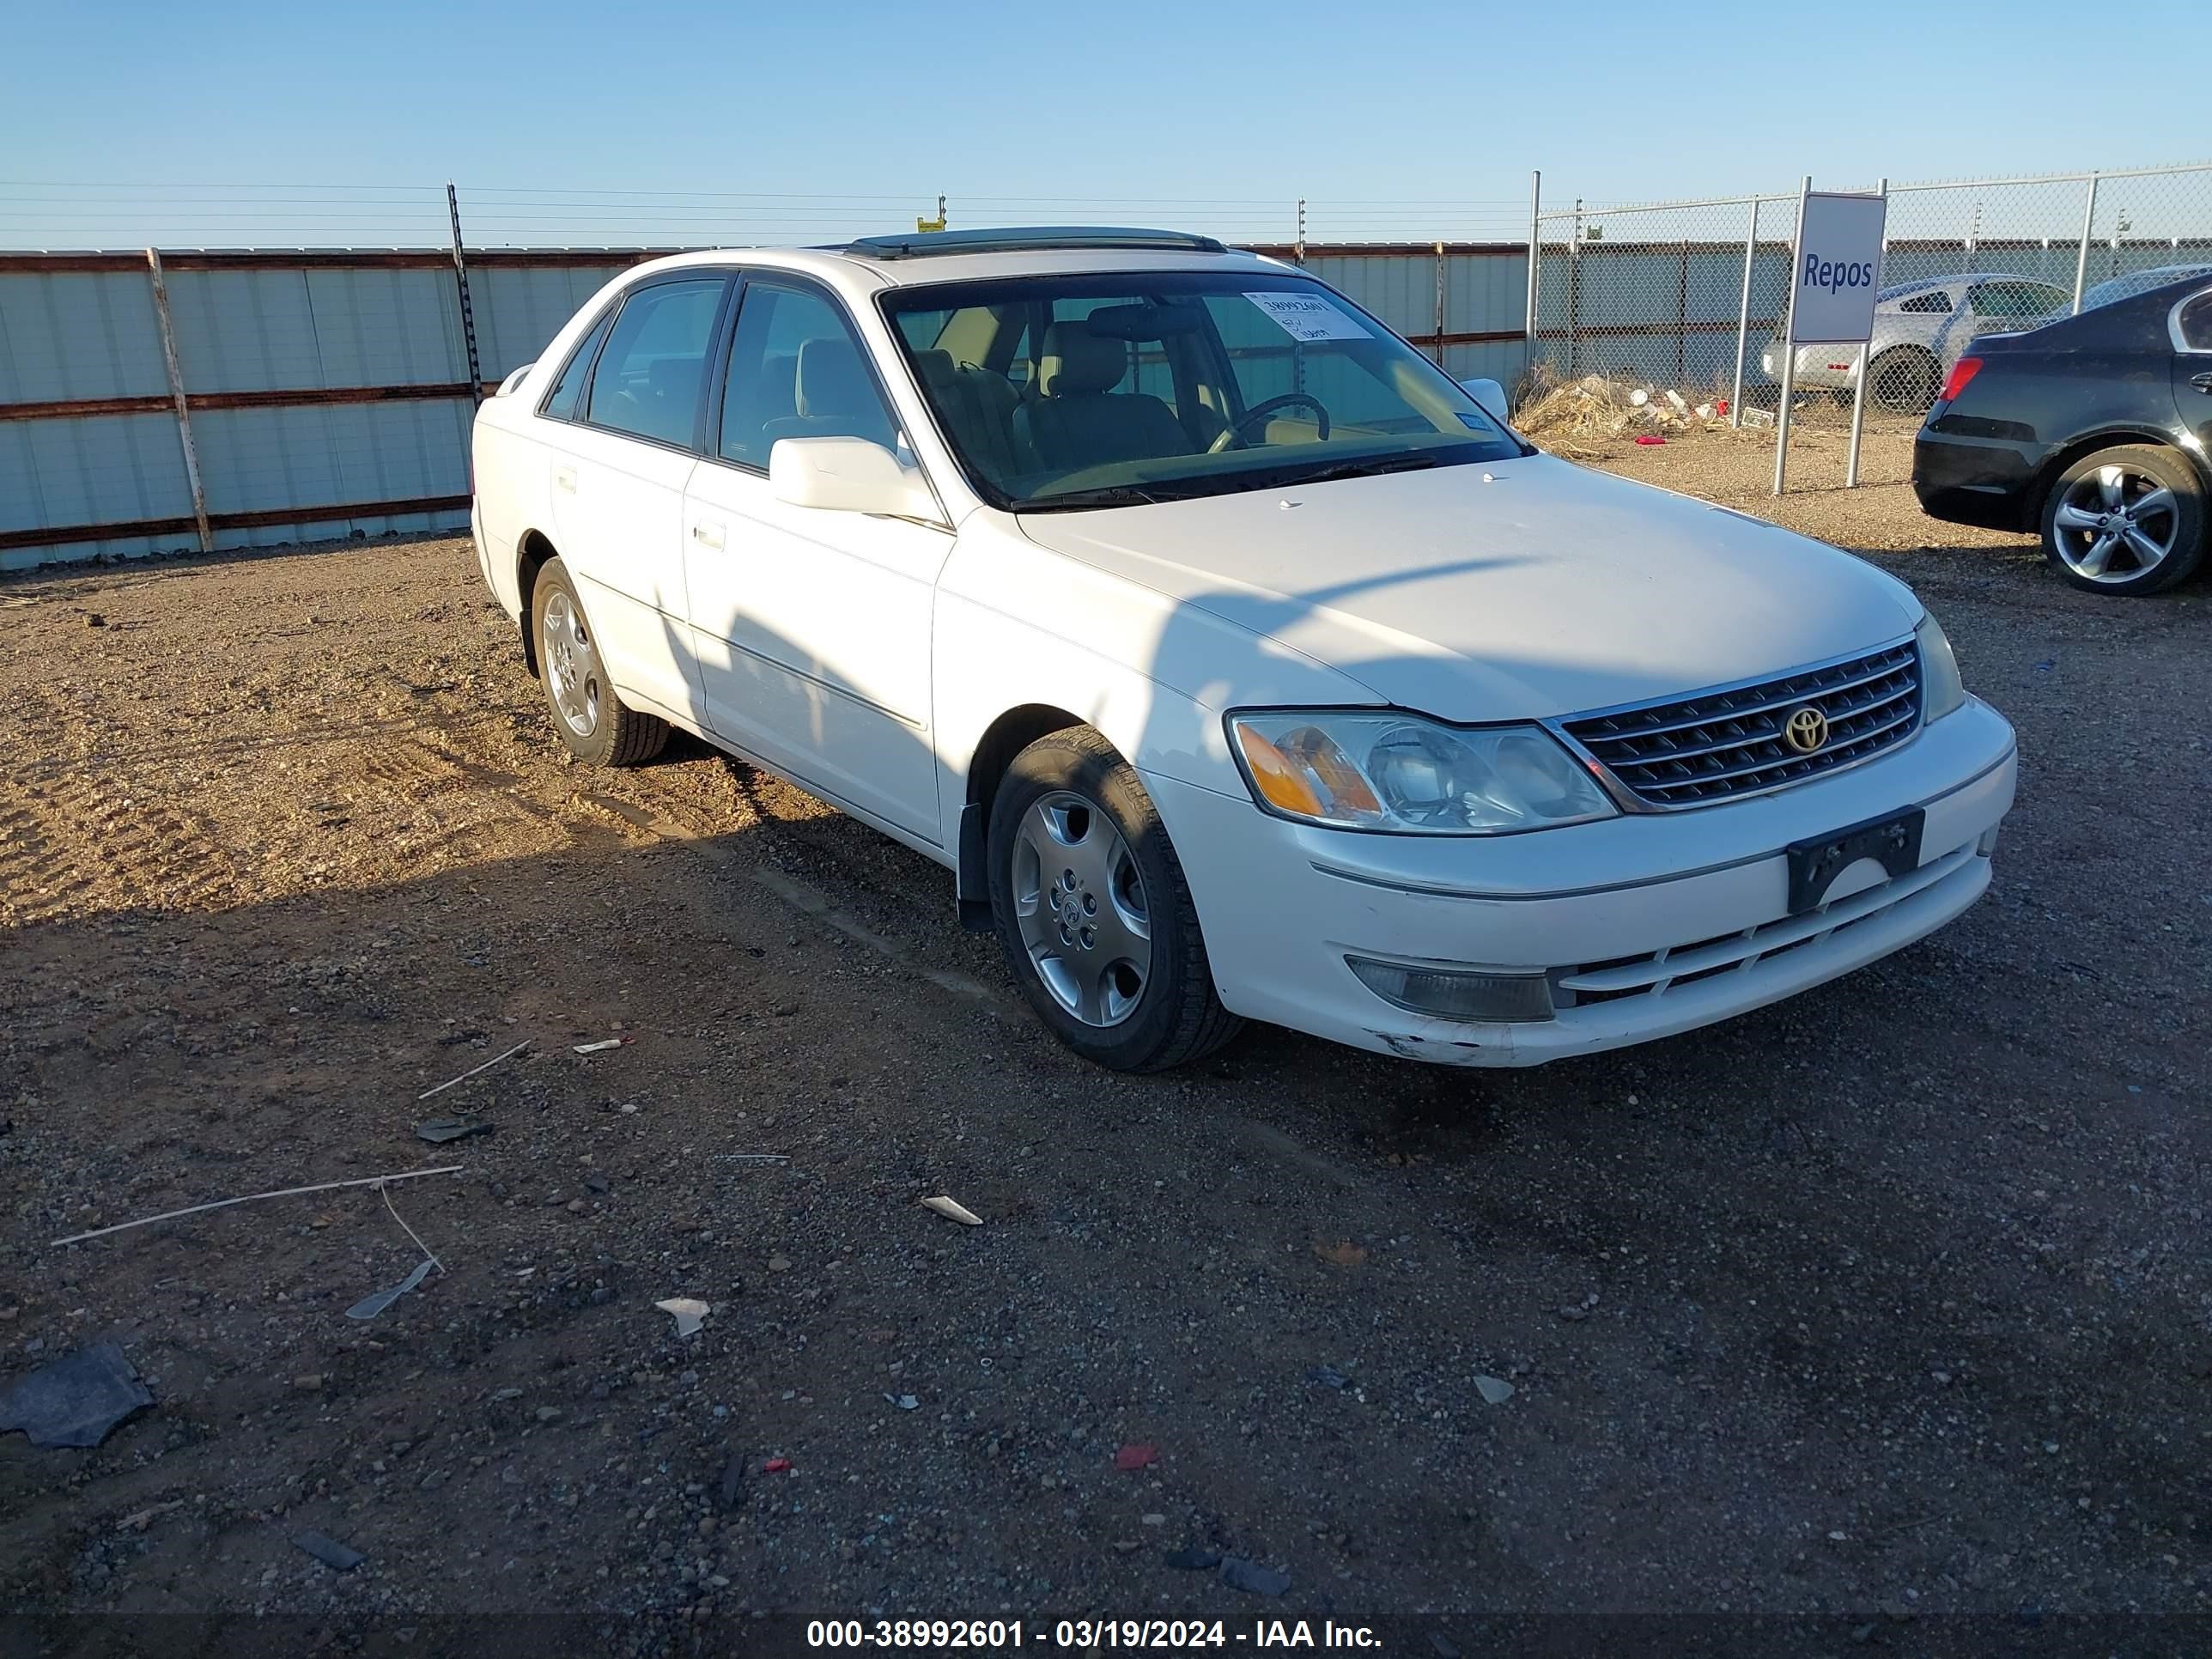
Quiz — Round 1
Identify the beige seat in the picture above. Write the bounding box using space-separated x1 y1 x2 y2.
913 349 1023 479
760 337 896 451
1013 323 1192 473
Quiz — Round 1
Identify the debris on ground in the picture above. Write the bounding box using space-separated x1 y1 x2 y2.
48 1164 464 1249
116 1499 186 1533
716 1455 745 1511
1115 1443 1159 1471
1218 1555 1291 1596
416 1038 529 1101
413 1115 492 1144
1165 1547 1223 1571
0 1343 154 1449
1307 1364 1351 1389
1313 1240 1367 1268
1510 369 1735 458
1474 1376 1516 1406
1634 434 1667 446
346 1259 433 1321
921 1195 982 1226
291 1530 366 1571
572 1036 632 1054
655 1297 710 1338
763 1458 793 1474
884 1393 919 1411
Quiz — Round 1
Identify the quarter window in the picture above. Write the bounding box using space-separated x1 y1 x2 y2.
2178 289 2212 351
1897 290 1952 314
1967 281 2067 319
718 282 900 469
542 308 616 421
582 278 727 447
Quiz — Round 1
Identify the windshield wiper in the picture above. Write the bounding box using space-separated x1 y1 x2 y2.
1264 453 1442 488
1017 483 1188 511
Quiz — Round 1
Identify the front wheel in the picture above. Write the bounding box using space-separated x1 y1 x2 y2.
2039 445 2205 596
987 726 1241 1073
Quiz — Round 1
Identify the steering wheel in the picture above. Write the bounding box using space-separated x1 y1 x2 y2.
1207 392 1332 453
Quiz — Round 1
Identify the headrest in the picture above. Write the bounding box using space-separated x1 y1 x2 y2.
793 337 875 420
908 347 958 389
1036 323 1126 398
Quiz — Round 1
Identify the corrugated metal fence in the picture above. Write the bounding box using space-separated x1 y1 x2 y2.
0 241 1528 571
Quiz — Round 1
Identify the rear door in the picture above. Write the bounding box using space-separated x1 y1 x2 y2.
2174 285 2212 453
682 274 953 842
544 273 732 727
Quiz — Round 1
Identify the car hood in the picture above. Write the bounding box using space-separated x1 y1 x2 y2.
1013 454 1921 723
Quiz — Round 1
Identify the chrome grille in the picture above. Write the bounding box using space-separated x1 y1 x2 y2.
1563 641 1921 808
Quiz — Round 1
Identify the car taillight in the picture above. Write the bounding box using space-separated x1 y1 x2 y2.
1937 357 1982 404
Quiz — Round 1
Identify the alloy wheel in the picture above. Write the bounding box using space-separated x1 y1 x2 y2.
2051 465 2180 584
543 590 602 738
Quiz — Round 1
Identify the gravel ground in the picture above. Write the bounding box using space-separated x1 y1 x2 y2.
2 426 2207 1648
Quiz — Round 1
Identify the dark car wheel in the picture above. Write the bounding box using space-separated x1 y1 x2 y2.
1869 348 1940 414
2039 445 2207 596
531 556 670 764
987 725 1241 1073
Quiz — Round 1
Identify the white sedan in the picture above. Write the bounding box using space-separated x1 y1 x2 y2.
470 228 2016 1073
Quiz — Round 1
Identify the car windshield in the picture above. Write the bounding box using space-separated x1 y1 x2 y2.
878 271 1526 512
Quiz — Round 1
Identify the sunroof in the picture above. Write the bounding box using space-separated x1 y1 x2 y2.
842 227 1229 260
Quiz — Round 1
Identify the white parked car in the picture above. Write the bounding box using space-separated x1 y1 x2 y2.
1764 274 2072 412
471 228 2017 1073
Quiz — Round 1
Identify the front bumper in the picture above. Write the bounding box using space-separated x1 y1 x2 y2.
1149 696 2017 1066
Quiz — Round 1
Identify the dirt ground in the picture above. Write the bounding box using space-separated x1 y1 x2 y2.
3 425 2208 1650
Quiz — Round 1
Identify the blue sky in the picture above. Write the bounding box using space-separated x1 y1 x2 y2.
1 0 2201 246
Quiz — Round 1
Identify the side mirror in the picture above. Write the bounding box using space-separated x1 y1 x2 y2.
769 436 939 520
1459 377 1510 423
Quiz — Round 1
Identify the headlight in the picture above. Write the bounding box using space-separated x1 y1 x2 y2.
1227 711 1616 835
1916 611 1966 723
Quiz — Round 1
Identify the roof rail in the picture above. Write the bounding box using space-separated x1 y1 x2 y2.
841 226 1229 260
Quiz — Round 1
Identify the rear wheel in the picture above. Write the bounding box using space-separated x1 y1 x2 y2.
987 726 1240 1073
531 557 670 764
1869 347 1940 413
2039 445 2206 596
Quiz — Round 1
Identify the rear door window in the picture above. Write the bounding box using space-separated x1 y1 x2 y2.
582 277 728 447
541 308 616 421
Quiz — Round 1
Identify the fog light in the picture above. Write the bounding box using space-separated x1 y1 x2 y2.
1346 957 1555 1023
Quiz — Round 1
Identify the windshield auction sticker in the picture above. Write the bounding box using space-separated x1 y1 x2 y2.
1244 291 1370 342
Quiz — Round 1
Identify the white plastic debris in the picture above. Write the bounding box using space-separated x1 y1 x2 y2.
1695 402 1717 420
573 1037 631 1054
1663 389 1689 413
1474 1375 1516 1406
1627 387 1650 407
655 1297 710 1337
921 1195 982 1226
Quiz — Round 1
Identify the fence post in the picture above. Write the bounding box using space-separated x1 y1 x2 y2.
447 182 483 406
1294 198 1306 266
1567 198 1583 377
1523 169 1540 379
1432 241 1447 366
2070 172 2100 313
1772 175 1811 497
1844 176 1887 490
1676 238 1690 384
1729 198 1759 428
144 249 212 555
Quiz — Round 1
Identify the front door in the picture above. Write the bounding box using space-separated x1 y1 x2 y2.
682 276 952 843
547 274 730 728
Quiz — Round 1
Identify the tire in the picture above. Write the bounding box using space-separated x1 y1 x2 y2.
530 556 670 764
2039 444 2207 597
987 726 1241 1073
1869 347 1940 414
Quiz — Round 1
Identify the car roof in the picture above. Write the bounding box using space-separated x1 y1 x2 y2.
611 231 1291 295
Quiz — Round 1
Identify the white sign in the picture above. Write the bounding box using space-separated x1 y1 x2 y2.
1245 290 1370 342
1788 191 1888 344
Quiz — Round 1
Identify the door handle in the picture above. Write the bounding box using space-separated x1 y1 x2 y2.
554 465 577 492
2191 372 2212 394
691 521 725 550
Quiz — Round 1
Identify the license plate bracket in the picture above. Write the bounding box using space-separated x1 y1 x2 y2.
1786 807 1925 915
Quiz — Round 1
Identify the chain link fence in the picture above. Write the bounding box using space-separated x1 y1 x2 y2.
1528 161 2212 486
